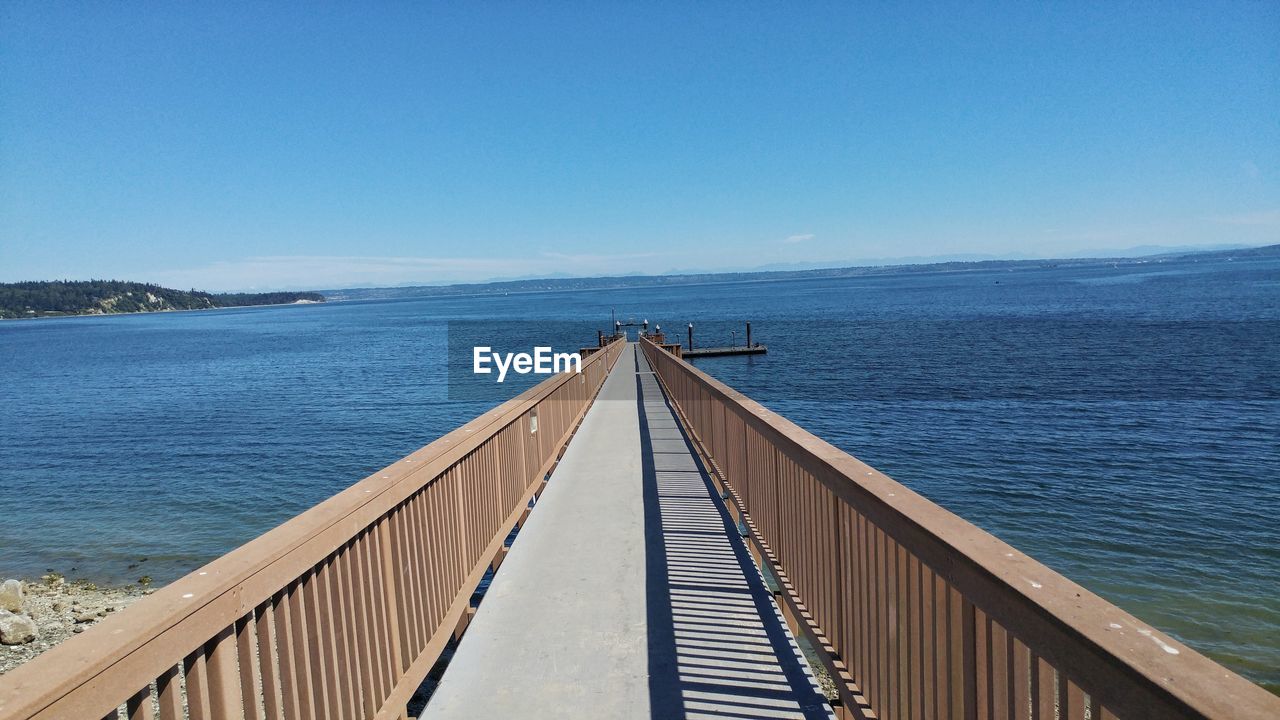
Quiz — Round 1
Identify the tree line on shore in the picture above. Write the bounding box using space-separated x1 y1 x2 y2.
0 280 325 318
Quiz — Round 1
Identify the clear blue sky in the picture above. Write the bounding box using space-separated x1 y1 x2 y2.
2 2 1277 290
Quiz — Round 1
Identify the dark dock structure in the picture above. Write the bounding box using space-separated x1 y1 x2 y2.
680 320 768 358
682 344 767 358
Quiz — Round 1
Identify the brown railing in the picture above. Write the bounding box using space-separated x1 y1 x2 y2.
0 339 625 720
640 337 1279 720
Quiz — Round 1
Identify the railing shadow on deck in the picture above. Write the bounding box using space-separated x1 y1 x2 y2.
636 355 833 720
639 336 1280 720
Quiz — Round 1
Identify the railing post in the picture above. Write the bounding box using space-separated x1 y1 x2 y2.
377 520 406 697
962 598 978 720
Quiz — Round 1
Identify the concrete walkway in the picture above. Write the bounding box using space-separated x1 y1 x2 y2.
422 344 833 720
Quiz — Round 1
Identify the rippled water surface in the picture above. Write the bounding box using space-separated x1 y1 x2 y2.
1 257 1277 688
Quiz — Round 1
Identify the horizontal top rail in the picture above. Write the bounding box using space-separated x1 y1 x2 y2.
0 337 625 720
640 336 1279 720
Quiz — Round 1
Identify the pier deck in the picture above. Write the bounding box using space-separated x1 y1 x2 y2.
423 345 832 719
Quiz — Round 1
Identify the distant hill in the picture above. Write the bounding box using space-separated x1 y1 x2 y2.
0 280 325 319
323 243 1280 302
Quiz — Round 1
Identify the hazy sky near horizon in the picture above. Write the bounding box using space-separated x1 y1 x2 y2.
2 3 1277 291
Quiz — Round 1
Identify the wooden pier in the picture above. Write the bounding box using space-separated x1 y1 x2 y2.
2 337 1277 720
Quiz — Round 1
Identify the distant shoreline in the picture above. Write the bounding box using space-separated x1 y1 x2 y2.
3 244 1275 318
0 299 323 322
320 243 1280 303
0 281 325 320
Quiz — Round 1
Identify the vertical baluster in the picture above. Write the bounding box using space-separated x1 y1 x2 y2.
891 540 904 720
156 665 183 720
975 608 991 720
277 585 307 719
922 563 936 720
433 481 454 628
935 575 951 720
873 525 887 717
256 600 285 720
303 568 335 718
340 549 363 719
183 647 213 720
1012 639 1032 720
344 539 377 717
322 555 353 720
125 686 153 720
1033 657 1055 720
235 613 265 720
356 530 388 707
1063 679 1087 720
288 575 319 720
909 554 923 720
391 501 418 659
378 517 407 678
388 507 417 662
990 620 1010 720
409 490 438 635
365 524 392 700
860 514 874 713
959 591 977 720
206 625 243 718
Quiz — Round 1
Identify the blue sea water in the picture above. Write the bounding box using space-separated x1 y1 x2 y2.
1 257 1277 688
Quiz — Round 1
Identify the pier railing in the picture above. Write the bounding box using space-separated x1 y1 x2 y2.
0 338 625 720
640 337 1278 720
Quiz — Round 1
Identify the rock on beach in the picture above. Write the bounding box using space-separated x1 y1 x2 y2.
0 579 22 613
0 576 147 674
0 610 37 645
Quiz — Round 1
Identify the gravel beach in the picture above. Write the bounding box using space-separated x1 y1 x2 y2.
0 575 151 675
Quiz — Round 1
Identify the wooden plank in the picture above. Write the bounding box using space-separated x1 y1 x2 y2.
960 595 977 720
990 620 1010 720
155 666 182 720
324 555 354 720
255 601 284 720
340 541 375 717
975 608 990 720
182 648 212 720
363 527 393 701
922 564 936 720
1065 679 1087 720
936 575 951 720
350 533 381 714
307 564 337 720
909 554 922 720
204 625 241 719
236 614 265 720
379 516 408 677
873 526 887 716
1034 656 1056 720
400 493 428 653
276 587 304 720
287 577 318 720
1012 639 1031 720
125 687 153 720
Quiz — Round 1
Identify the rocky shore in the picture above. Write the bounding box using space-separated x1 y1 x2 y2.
0 575 153 675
